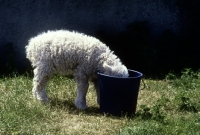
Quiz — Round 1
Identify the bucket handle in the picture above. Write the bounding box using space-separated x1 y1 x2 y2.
140 78 149 90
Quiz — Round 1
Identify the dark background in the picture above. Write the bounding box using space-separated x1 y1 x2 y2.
0 0 199 78
95 0 200 78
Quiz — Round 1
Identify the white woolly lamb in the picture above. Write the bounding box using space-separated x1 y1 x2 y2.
25 30 128 110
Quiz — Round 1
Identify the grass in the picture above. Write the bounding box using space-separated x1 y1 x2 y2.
0 69 199 134
119 69 200 134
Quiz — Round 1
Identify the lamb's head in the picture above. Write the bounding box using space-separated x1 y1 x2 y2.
102 62 129 77
99 49 129 77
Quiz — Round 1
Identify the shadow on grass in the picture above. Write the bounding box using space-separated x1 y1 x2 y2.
49 98 135 119
49 98 101 116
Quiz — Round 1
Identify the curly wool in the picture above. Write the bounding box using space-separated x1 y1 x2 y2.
25 30 128 109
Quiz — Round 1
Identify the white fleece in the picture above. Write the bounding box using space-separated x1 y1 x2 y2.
25 30 128 109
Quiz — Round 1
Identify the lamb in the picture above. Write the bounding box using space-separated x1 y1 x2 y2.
25 30 129 110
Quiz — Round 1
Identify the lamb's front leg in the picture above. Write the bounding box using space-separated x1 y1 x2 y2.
75 79 89 110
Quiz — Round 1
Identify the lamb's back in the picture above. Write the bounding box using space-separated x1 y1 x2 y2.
26 30 109 74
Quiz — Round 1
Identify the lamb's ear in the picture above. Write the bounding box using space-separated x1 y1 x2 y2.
103 63 113 72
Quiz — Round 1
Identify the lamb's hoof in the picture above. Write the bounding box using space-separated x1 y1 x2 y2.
39 98 49 103
33 91 49 102
75 100 87 110
34 96 49 103
76 104 88 110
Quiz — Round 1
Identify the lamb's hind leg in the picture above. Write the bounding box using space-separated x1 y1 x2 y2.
75 77 89 110
32 67 50 102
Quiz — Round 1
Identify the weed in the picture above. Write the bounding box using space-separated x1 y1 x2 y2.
178 96 198 113
136 105 152 120
167 68 199 90
136 97 169 124
151 97 169 123
166 69 200 113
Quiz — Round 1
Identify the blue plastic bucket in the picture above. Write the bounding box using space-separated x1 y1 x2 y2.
97 69 143 116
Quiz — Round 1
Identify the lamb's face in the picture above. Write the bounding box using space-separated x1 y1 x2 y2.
103 63 129 77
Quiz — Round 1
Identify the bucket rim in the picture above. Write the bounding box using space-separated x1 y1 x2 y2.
97 69 143 79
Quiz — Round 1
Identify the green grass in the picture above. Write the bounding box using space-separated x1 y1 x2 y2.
0 69 199 134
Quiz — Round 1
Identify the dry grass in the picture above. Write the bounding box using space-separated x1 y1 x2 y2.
0 75 130 134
